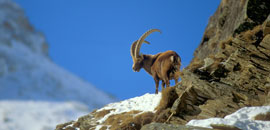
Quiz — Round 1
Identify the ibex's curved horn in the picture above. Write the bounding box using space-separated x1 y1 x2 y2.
131 40 150 62
131 40 138 62
135 29 161 58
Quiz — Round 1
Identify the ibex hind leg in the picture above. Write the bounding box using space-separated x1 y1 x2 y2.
162 81 165 90
165 80 170 88
154 77 160 94
174 71 181 84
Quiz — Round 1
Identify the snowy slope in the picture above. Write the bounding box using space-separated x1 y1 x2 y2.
187 106 270 130
0 40 115 109
0 100 89 130
96 93 161 124
0 0 115 110
0 0 116 130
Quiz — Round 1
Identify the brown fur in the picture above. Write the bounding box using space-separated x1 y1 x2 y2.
133 51 181 94
151 51 181 94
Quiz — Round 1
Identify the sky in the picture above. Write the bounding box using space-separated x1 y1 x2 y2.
13 0 221 100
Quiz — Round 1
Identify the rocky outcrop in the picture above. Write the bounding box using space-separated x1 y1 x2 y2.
159 0 270 125
194 0 270 60
56 0 270 129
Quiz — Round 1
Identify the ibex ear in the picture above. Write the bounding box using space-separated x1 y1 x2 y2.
138 54 144 60
170 56 174 62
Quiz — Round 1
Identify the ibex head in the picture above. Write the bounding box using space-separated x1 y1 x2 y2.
130 29 161 72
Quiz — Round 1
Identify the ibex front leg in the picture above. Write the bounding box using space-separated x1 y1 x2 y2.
165 80 170 88
154 77 160 94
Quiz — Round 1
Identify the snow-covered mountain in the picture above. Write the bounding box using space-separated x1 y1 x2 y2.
0 0 116 130
0 0 115 109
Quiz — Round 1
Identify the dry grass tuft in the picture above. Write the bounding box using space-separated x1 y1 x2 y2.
253 112 270 121
210 124 242 130
118 112 155 130
135 112 155 126
205 54 225 73
155 86 178 115
153 108 171 123
219 37 233 50
186 57 204 72
55 121 74 130
210 42 218 49
239 25 262 43
104 110 141 126
95 109 115 118
100 126 108 130
102 111 154 130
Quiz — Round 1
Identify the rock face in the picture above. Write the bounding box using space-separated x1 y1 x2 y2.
0 0 115 109
194 0 270 60
56 0 270 129
167 0 270 123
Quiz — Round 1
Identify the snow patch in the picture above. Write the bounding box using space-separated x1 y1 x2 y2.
96 93 161 124
187 106 270 130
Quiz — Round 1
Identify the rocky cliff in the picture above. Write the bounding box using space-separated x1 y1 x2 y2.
56 0 270 129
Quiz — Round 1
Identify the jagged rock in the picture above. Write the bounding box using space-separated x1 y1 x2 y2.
194 0 270 61
263 15 270 36
155 0 270 125
141 123 212 130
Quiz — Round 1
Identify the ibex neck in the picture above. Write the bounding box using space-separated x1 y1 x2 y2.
142 54 157 76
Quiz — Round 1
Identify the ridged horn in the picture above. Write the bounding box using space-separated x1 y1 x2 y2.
135 29 161 58
131 40 150 62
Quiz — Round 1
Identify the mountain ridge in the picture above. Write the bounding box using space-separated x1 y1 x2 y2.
0 0 116 129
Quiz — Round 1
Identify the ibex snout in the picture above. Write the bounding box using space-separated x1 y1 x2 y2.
132 64 140 72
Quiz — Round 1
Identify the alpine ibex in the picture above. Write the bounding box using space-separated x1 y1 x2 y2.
130 29 181 94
